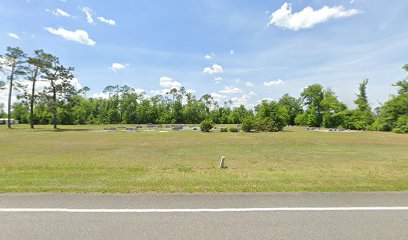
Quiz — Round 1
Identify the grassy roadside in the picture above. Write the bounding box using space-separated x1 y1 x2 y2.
0 125 407 193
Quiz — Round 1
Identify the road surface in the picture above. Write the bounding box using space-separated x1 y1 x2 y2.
1 192 407 240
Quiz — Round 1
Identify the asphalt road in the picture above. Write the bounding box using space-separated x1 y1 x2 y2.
1 192 407 240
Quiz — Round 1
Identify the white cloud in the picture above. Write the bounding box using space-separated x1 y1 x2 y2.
110 63 128 72
7 33 21 40
91 92 110 99
203 64 223 75
245 81 255 88
149 90 162 96
210 92 228 102
160 76 182 89
264 79 284 87
47 8 70 17
205 53 214 60
45 27 96 46
82 7 95 24
133 88 145 94
258 98 274 103
98 16 116 26
267 2 360 31
213 77 223 82
230 50 235 55
186 89 196 94
219 86 244 94
230 91 256 107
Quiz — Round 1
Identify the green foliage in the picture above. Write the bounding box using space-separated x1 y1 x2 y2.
2 46 407 135
279 94 303 125
228 127 239 132
241 117 256 132
220 127 228 132
321 89 348 128
255 101 289 131
372 67 408 132
299 84 324 127
199 119 214 132
11 103 29 123
354 79 370 112
395 115 408 133
256 118 279 132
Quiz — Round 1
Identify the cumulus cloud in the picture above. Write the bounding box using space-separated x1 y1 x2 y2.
258 97 274 103
91 92 110 99
245 81 255 88
267 2 360 31
213 77 223 82
7 33 21 40
110 63 128 72
205 53 214 60
203 64 223 75
264 79 284 87
98 16 116 26
186 89 196 94
47 8 70 17
82 7 95 24
160 76 182 89
210 92 228 102
219 86 244 94
45 27 96 46
230 91 257 107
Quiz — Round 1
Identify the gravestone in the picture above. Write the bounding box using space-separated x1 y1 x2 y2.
219 156 226 169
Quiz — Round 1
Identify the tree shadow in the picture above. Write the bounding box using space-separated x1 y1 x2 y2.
36 128 93 132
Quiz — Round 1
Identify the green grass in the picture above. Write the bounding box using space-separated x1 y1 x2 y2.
0 125 407 193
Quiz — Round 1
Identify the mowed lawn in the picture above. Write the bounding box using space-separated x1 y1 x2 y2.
0 125 407 193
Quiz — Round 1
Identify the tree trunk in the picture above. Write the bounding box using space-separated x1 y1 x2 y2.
53 86 57 129
7 68 15 129
30 75 36 129
7 77 13 129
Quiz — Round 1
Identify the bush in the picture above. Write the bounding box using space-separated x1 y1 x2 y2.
241 117 256 132
395 115 408 133
229 127 239 132
220 127 228 132
392 128 405 134
256 118 279 132
199 119 214 132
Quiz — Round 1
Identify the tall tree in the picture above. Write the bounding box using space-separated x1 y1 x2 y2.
21 50 50 129
41 54 75 129
372 65 408 132
350 79 374 130
80 86 90 98
354 79 370 112
278 94 303 125
299 84 324 127
0 47 27 128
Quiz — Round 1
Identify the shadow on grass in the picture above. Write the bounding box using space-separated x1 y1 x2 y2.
35 128 93 132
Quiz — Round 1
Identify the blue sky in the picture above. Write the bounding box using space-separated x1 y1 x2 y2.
1 0 408 108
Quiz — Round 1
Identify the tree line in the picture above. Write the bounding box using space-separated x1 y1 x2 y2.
1 46 407 133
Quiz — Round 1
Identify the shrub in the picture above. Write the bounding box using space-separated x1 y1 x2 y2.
395 115 408 133
256 118 279 132
229 127 239 132
200 119 214 132
392 128 405 134
220 128 228 132
241 117 256 132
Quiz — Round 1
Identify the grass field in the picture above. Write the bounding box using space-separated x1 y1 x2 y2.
0 125 407 193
